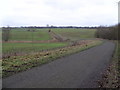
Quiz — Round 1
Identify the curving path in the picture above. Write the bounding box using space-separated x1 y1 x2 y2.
2 41 115 88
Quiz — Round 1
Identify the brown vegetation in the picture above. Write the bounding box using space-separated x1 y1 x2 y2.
95 24 118 40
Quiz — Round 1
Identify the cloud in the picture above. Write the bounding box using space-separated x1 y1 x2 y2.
0 0 119 26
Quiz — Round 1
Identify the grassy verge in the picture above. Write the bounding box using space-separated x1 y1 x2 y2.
2 40 103 78
98 40 119 88
3 42 68 57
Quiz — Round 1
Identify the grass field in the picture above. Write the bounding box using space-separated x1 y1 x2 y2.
8 28 52 41
2 28 101 78
2 28 97 57
52 28 96 40
2 28 96 41
3 42 68 57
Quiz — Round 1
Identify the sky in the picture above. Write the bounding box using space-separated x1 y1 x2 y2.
0 0 119 27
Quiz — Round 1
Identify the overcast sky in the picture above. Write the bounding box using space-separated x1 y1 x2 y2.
0 0 119 27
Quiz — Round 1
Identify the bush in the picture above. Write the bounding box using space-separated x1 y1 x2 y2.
95 25 118 40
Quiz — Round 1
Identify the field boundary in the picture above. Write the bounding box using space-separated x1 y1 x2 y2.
2 40 59 43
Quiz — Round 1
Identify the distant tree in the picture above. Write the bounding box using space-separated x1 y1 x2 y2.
46 24 49 28
2 26 11 42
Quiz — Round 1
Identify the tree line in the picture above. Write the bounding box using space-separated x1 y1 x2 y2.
2 24 119 42
95 24 119 40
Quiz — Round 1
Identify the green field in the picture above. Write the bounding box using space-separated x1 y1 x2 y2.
2 28 101 77
3 42 68 56
8 28 52 41
53 28 96 40
2 28 97 56
2 28 96 41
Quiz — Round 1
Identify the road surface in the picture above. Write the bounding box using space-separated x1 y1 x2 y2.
2 41 115 88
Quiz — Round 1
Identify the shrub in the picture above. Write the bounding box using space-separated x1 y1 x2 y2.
95 25 118 40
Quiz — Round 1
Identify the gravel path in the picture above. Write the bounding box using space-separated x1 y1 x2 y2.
2 41 115 88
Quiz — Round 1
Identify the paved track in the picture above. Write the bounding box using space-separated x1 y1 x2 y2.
3 41 115 88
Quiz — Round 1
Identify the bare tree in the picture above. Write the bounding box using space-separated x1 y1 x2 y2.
95 25 118 40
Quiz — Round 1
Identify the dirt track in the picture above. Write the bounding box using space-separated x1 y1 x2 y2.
2 41 115 88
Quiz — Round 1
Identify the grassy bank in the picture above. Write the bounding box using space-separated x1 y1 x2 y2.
2 40 103 78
